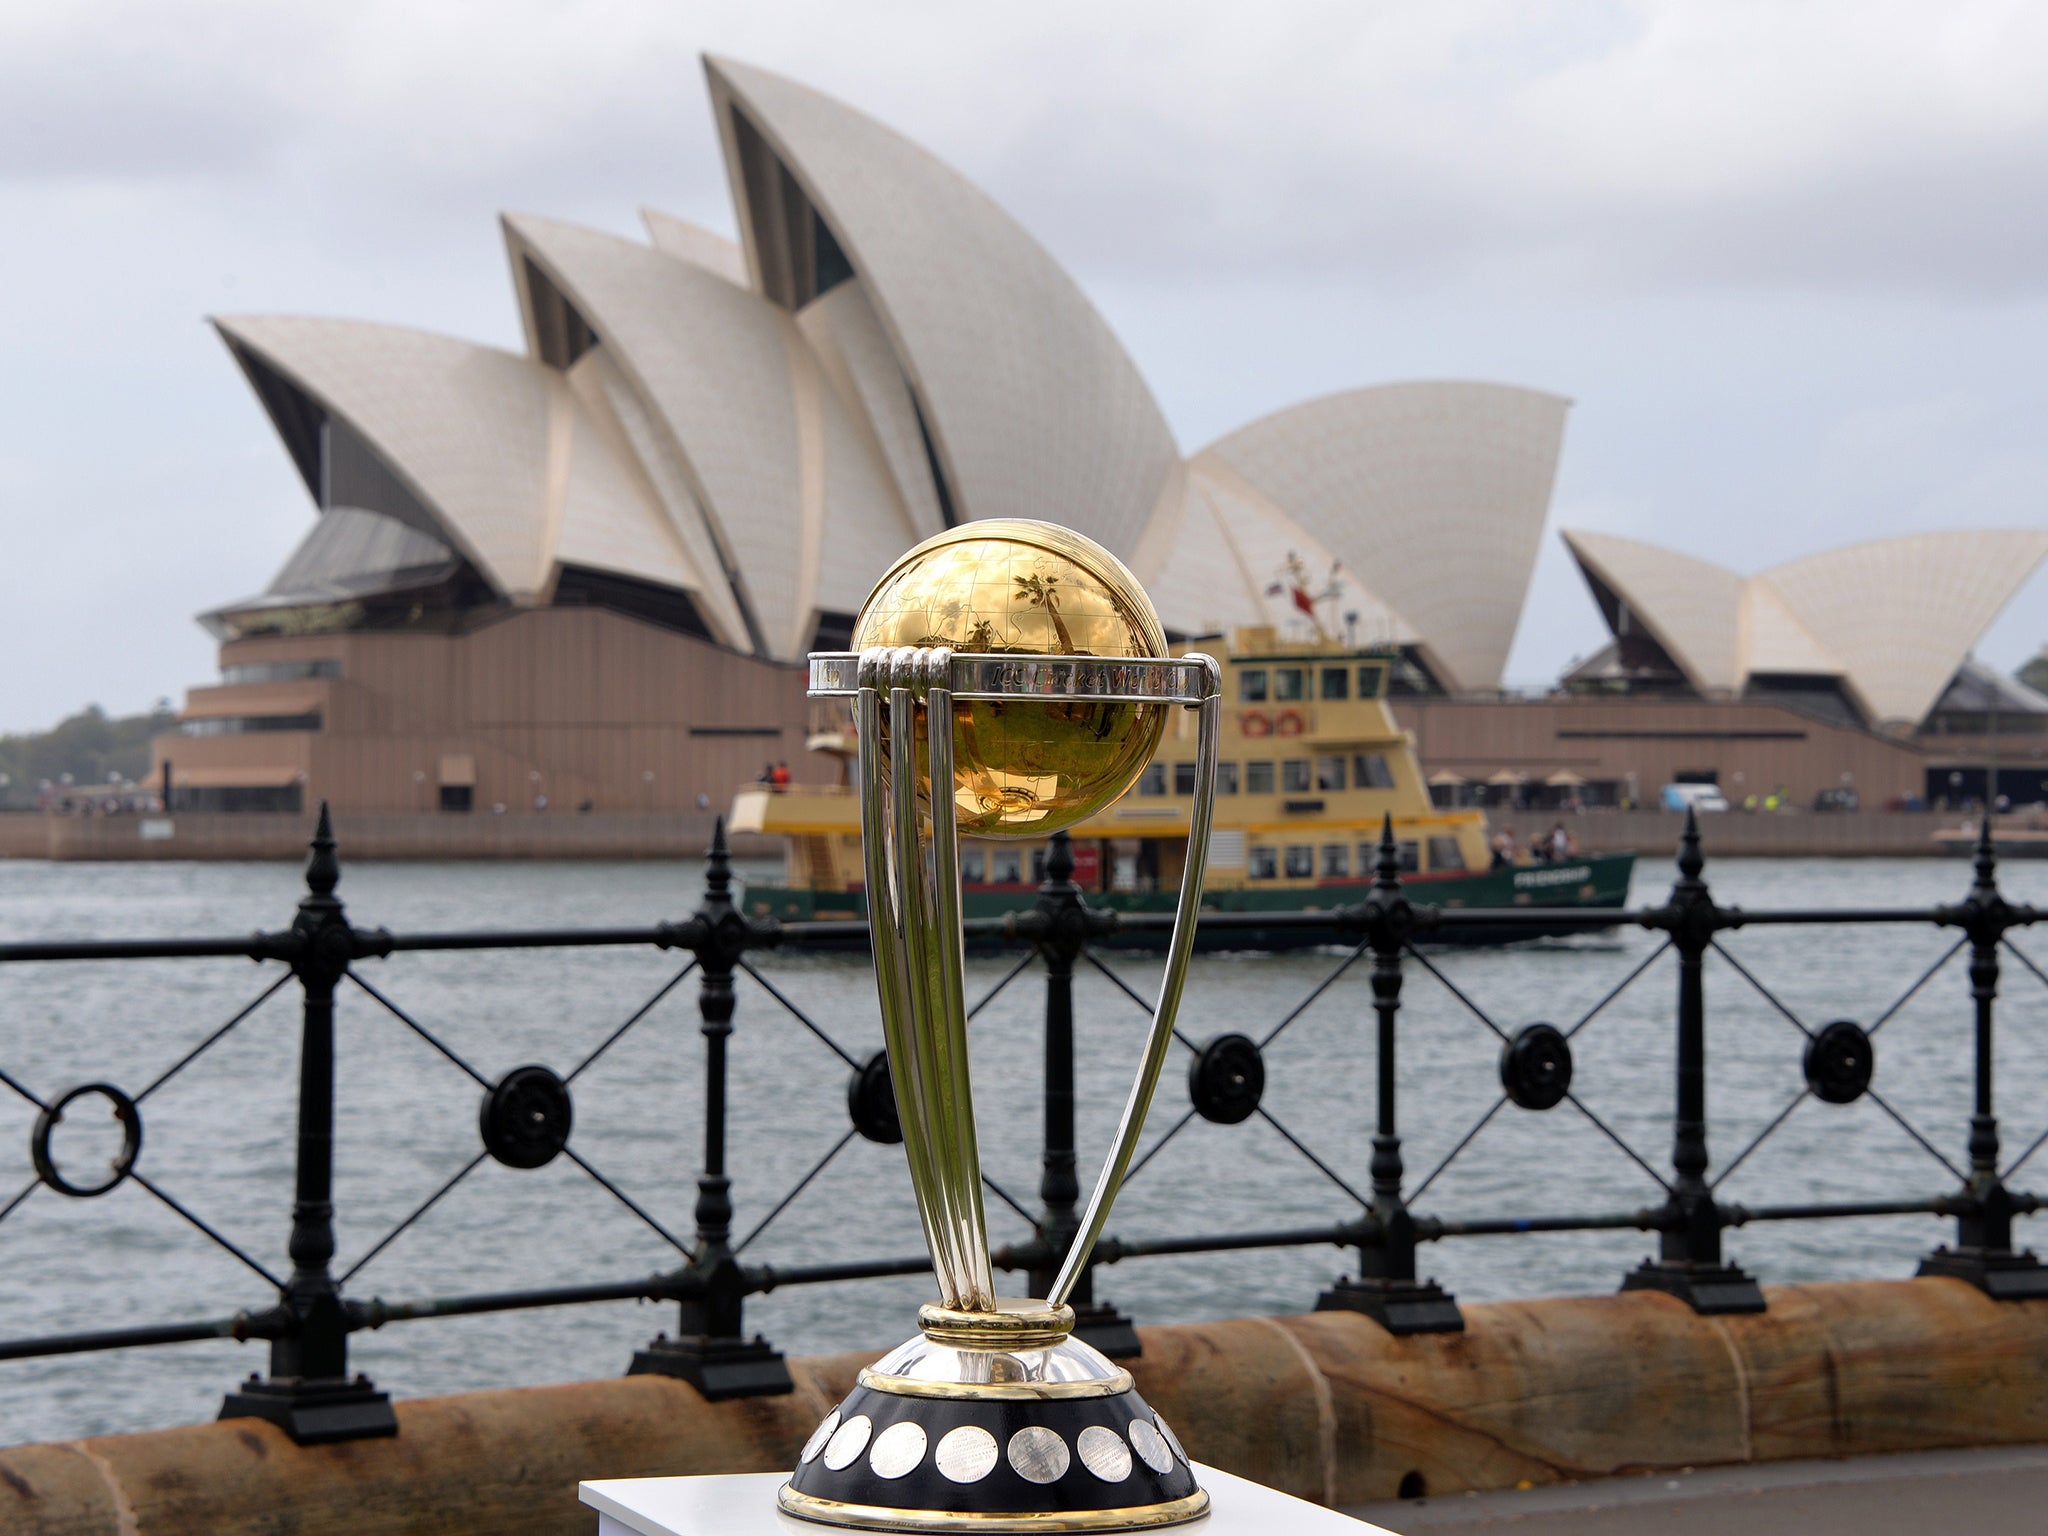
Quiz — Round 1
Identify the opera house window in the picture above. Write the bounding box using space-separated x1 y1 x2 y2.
1216 762 1240 794
1321 667 1349 701
1246 761 1275 794
1274 668 1306 702
1239 669 1268 703
181 713 322 736
221 658 342 684
1282 759 1312 793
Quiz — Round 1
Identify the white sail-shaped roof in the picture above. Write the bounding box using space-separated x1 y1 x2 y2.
704 55 1181 562
215 57 1576 685
1158 460 1424 654
793 279 948 543
1565 528 2048 728
1189 383 1568 691
215 315 722 624
638 209 748 286
505 213 916 658
1561 530 1747 692
1762 531 2048 727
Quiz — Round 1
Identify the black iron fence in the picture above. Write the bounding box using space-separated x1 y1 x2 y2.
0 806 2042 1445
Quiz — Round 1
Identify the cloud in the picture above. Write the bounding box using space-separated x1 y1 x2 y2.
11 1 2048 293
3 0 2047 729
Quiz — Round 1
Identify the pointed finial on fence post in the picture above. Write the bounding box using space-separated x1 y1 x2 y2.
1974 808 1998 899
705 814 733 912
305 801 338 901
1677 804 1703 888
1374 811 1401 891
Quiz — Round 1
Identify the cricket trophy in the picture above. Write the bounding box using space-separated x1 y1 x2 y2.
780 520 1221 1531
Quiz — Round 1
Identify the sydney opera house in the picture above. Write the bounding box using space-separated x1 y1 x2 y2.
153 56 2047 827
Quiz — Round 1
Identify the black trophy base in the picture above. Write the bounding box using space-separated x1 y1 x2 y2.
629 1331 794 1399
780 1375 1206 1531
219 1373 398 1445
1621 1259 1768 1314
1918 1245 2048 1299
1316 1275 1465 1335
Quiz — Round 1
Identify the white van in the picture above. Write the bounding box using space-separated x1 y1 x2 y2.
1660 783 1730 813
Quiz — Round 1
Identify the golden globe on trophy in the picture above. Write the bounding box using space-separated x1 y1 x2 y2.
780 521 1222 1532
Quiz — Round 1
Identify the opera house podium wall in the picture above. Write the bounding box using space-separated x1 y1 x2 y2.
150 608 813 822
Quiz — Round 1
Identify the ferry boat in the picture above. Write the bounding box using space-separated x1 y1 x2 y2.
730 627 1635 948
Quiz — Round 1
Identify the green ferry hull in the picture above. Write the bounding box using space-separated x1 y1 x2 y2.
741 851 1637 950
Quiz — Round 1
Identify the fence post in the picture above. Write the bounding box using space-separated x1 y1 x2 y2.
1920 819 2048 1297
1622 810 1764 1312
1028 830 1138 1355
1317 814 1463 1332
630 818 793 1396
219 804 397 1443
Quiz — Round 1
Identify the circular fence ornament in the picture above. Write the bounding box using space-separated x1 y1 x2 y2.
1499 1023 1573 1111
479 1065 573 1169
1804 1020 1874 1105
32 1082 141 1198
1188 1033 1265 1124
848 1050 903 1144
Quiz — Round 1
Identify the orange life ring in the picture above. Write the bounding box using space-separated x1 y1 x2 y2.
1241 710 1273 737
1275 709 1306 736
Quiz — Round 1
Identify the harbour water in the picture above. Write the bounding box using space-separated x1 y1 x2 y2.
1 852 2045 1447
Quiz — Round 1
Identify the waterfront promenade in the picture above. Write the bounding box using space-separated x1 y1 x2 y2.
1355 1444 2048 1533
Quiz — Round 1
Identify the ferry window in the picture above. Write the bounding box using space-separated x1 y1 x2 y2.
1239 669 1268 703
1357 842 1375 874
1399 841 1420 872
961 848 987 882
1427 836 1465 872
1316 755 1345 791
1217 762 1240 795
1321 844 1349 878
1357 665 1385 699
1282 759 1312 793
1274 668 1306 701
1138 764 1167 796
992 849 1023 883
1284 845 1314 878
439 785 472 813
1248 846 1279 880
1354 752 1397 789
1321 667 1349 701
1246 761 1275 794
1173 762 1197 795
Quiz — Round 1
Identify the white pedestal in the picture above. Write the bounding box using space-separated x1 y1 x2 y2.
580 1466 1388 1534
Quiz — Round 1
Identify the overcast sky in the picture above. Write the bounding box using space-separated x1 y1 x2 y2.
4 0 2047 732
